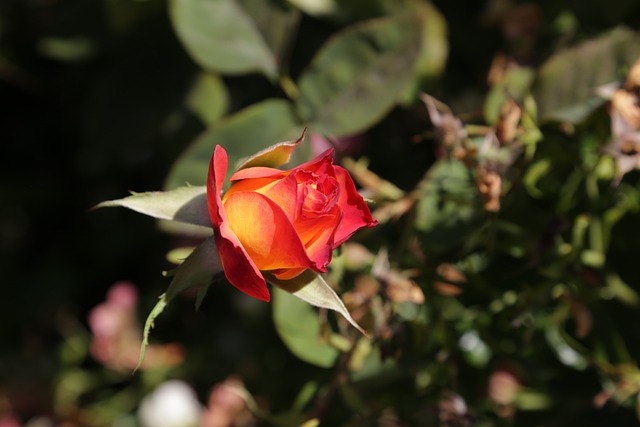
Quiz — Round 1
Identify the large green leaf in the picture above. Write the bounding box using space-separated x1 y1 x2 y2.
238 0 297 64
272 287 340 368
533 27 640 124
169 0 278 79
165 99 305 190
296 15 422 136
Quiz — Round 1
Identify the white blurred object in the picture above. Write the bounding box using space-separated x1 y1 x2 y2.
138 380 203 427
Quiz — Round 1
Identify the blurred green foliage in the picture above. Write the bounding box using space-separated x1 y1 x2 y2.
4 0 640 426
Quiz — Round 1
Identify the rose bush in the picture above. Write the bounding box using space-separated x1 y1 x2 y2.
207 142 378 302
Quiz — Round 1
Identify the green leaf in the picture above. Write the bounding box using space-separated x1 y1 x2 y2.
400 0 449 103
37 37 94 63
414 160 482 253
165 236 221 301
267 270 367 336
165 99 305 190
296 15 422 136
95 186 210 229
186 73 229 125
238 0 297 63
287 0 335 16
169 0 278 79
137 237 221 370
237 130 306 170
271 286 339 368
533 27 640 123
137 293 168 371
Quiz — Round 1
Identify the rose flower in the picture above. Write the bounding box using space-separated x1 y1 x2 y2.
207 143 377 302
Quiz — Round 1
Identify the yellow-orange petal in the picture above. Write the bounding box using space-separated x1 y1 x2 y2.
223 191 315 271
207 145 270 302
225 173 300 223
333 166 378 246
271 267 306 281
230 166 283 182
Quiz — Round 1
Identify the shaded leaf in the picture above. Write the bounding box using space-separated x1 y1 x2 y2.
170 0 278 79
95 186 211 229
138 237 221 369
296 15 422 136
400 0 449 102
272 286 340 368
165 236 221 301
165 99 305 190
37 37 94 63
533 27 640 123
238 0 297 62
414 160 482 253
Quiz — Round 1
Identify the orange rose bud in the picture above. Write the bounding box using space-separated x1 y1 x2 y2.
206 145 377 302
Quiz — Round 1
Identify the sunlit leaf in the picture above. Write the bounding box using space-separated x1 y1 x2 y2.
170 0 278 79
296 15 422 136
95 186 211 228
545 325 588 370
165 99 305 190
237 130 306 170
287 0 336 16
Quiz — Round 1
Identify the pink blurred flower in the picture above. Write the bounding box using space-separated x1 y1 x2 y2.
0 415 21 427
488 369 521 417
88 281 183 371
200 377 254 427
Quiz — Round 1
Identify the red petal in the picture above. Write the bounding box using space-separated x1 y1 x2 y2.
295 205 341 270
333 166 378 246
207 145 270 302
295 149 336 177
215 231 271 302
